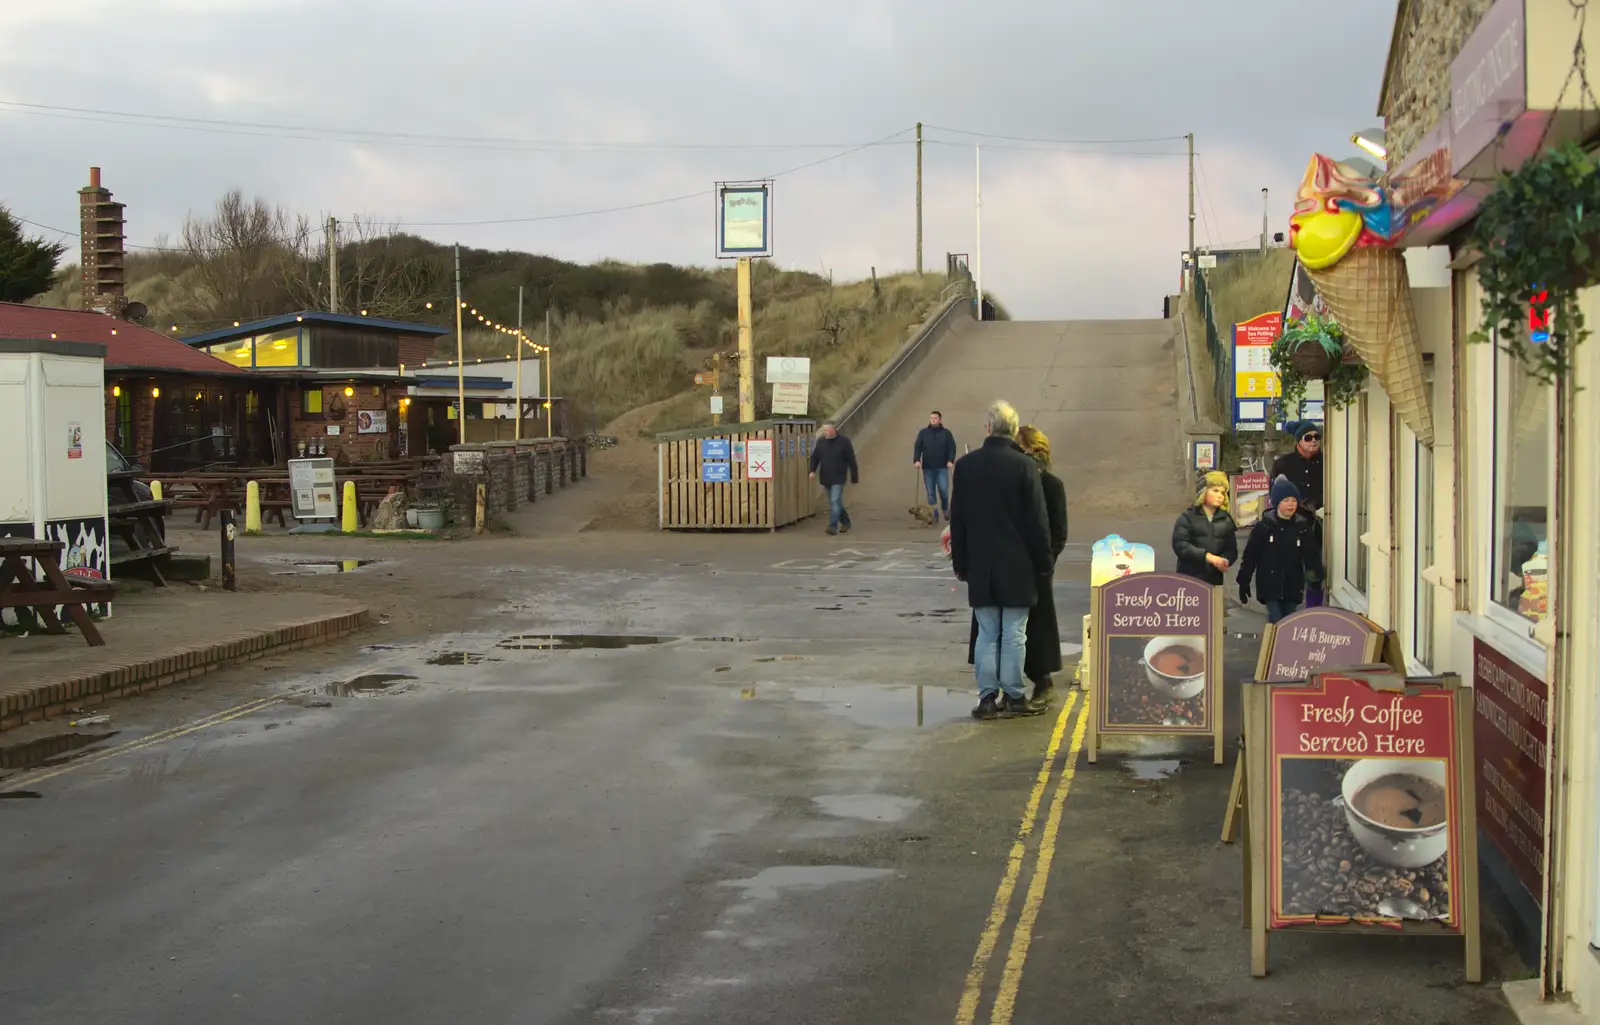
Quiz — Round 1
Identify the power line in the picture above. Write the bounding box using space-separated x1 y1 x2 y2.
1195 154 1226 249
0 100 916 155
922 123 1188 146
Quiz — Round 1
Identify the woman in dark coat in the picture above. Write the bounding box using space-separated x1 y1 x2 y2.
968 425 1067 706
1172 470 1238 585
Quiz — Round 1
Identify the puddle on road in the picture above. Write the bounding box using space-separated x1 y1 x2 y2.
0 731 121 772
325 673 416 696
814 793 923 823
694 636 755 643
0 790 43 799
273 558 379 576
719 865 894 900
791 684 972 729
425 652 502 666
897 609 963 619
1121 758 1186 781
497 634 672 651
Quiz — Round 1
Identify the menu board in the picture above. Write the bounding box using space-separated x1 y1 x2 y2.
1240 670 1480 980
1472 640 1548 907
1256 607 1385 682
1088 571 1224 765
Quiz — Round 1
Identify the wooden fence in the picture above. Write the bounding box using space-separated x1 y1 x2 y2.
657 420 817 530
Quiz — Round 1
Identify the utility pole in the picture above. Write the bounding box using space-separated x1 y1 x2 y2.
915 122 923 276
1261 187 1270 255
545 307 553 438
454 244 465 445
1187 133 1196 291
975 145 983 321
326 216 340 313
515 285 524 441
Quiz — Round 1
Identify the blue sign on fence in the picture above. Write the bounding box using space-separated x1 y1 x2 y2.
701 461 732 482
701 438 730 460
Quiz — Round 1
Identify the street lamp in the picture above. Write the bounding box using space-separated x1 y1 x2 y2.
1351 127 1387 161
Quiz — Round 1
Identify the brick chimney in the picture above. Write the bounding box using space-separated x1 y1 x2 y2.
78 166 127 316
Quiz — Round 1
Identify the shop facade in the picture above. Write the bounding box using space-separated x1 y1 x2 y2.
1321 0 1600 1011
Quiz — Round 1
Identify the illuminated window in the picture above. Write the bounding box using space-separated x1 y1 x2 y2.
205 337 253 366
254 329 300 367
1492 349 1551 626
302 389 323 416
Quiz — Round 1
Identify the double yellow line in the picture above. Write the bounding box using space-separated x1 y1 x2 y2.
955 691 1091 1025
2 696 283 790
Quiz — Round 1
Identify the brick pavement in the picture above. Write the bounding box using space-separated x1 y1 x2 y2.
0 588 368 731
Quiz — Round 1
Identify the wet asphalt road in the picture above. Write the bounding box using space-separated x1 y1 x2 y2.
0 318 1517 1023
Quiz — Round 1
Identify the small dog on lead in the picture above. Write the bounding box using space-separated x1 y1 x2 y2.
909 504 938 527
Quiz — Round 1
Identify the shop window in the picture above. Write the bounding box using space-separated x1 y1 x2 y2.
254 329 300 367
205 337 254 367
114 387 133 451
301 389 324 418
1493 353 1551 626
1345 393 1370 593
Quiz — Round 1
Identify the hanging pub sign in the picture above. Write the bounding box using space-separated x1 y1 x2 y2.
1087 570 1224 765
1239 667 1481 981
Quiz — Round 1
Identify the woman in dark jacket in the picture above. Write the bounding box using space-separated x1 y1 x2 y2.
1238 475 1321 623
968 425 1067 706
1172 470 1238 585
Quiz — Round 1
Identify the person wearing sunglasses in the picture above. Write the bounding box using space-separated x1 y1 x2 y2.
1272 421 1325 605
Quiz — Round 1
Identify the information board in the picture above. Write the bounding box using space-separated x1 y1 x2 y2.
288 457 337 520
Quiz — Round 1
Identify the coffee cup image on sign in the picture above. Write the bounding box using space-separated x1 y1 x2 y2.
1279 757 1451 922
1104 635 1207 727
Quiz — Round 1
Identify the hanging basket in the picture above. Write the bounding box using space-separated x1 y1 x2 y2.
1289 338 1335 379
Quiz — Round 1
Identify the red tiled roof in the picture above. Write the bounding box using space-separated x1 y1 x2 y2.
0 302 247 376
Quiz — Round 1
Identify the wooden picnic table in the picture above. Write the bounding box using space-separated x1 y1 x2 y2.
0 537 116 646
108 470 175 586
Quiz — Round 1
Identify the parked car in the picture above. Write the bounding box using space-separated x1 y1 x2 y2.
107 443 153 502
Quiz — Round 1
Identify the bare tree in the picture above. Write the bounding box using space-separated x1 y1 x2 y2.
180 190 295 322
282 214 444 319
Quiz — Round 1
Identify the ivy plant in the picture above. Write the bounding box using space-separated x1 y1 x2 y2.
1269 312 1368 413
1471 141 1600 383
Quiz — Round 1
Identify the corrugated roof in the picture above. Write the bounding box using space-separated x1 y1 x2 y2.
181 311 449 348
0 303 247 376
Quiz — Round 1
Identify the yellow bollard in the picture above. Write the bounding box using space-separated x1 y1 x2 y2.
150 480 163 501
341 480 358 533
244 480 263 535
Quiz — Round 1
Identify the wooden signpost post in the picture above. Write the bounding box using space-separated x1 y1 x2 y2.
1087 571 1225 765
1239 667 1481 981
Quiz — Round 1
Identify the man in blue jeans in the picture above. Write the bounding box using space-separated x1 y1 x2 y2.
949 400 1053 719
913 410 957 522
808 421 859 535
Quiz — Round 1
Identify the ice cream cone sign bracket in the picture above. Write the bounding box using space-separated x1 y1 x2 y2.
1289 154 1434 447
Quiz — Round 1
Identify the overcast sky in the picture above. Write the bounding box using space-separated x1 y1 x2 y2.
1 0 1396 319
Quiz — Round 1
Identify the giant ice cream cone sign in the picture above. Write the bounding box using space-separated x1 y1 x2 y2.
1289 154 1434 446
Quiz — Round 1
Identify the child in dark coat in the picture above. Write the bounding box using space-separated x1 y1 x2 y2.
1238 475 1322 624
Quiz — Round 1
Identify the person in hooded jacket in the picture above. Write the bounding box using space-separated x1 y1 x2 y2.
1238 475 1322 623
1172 470 1238 585
1273 420 1326 606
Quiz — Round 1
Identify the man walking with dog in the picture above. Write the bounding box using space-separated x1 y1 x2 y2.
912 410 957 524
949 400 1053 719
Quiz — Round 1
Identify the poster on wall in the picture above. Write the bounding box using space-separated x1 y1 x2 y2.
357 410 388 435
1088 570 1224 764
1472 640 1547 909
66 422 83 460
1231 471 1271 529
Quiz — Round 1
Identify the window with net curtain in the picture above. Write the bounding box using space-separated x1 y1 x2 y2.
1493 347 1551 626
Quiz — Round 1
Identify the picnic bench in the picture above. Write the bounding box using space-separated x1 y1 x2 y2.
108 469 175 585
146 466 421 529
0 537 116 646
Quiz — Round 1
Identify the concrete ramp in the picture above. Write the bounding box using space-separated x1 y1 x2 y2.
847 318 1189 535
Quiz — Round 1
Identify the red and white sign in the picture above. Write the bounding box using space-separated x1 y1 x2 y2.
746 438 774 480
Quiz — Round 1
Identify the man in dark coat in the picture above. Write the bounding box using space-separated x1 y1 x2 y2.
950 400 1053 720
808 421 859 535
1272 420 1324 604
913 410 958 522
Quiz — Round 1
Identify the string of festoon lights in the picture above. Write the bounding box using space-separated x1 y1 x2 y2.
417 299 549 369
